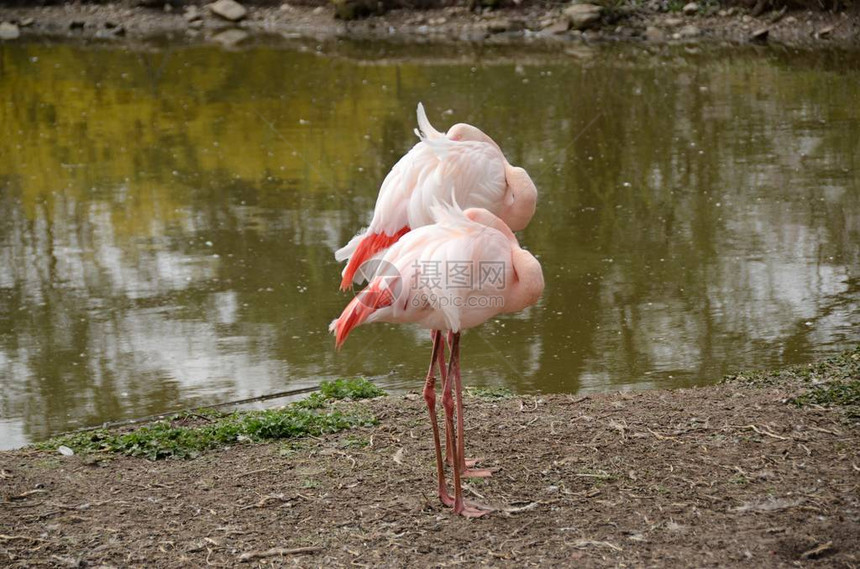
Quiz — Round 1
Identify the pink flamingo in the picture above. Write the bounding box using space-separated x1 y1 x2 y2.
330 205 544 517
336 103 537 291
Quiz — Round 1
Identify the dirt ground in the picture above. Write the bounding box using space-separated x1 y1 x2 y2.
0 0 857 47
1 368 858 568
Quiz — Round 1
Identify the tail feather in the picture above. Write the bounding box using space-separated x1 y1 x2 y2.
414 102 443 141
339 227 409 290
330 281 396 349
335 231 364 263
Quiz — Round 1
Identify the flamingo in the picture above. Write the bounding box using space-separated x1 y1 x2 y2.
336 103 537 291
330 205 544 517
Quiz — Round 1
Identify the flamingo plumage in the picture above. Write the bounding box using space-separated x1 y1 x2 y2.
336 103 537 291
331 206 544 517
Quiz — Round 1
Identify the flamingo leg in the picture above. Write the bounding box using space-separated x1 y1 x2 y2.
437 337 456 468
442 332 493 478
423 330 453 507
447 333 492 517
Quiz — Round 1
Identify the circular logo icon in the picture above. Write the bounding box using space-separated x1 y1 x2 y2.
355 259 403 309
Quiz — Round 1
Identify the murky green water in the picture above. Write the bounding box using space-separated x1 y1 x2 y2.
1 39 857 449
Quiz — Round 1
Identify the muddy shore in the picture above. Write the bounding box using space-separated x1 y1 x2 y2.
0 0 858 48
1 352 858 567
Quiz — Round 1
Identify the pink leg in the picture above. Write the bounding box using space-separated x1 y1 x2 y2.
443 332 493 478
437 337 456 468
447 333 492 518
424 330 453 507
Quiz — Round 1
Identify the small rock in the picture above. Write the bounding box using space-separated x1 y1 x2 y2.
312 6 325 14
726 6 737 15
486 18 525 33
97 23 126 37
644 25 665 41
565 44 593 57
19 17 34 27
564 3 602 30
188 18 204 28
0 21 19 40
615 25 635 38
212 27 248 45
58 445 74 456
741 14 752 23
664 17 684 27
817 25 833 38
486 18 511 33
208 0 248 22
184 5 201 21
163 3 173 12
543 19 570 34
717 9 727 16
682 2 698 15
783 15 796 24
750 27 769 42
678 24 700 37
279 2 294 10
429 17 447 25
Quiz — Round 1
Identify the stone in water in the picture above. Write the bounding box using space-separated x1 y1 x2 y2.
208 0 248 22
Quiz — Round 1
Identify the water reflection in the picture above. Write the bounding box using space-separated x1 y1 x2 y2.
0 41 857 448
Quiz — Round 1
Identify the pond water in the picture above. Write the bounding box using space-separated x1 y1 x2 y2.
1 39 857 449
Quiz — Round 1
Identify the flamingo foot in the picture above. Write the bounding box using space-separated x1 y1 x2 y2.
446 456 484 468
454 500 493 518
462 467 496 479
439 486 454 508
445 456 495 478
438 485 492 514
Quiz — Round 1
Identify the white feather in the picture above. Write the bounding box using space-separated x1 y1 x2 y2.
414 103 452 161
414 102 442 140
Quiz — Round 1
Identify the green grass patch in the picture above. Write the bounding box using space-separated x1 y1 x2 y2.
37 378 385 460
293 392 329 410
790 380 860 408
320 377 386 401
721 347 859 388
465 385 515 399
722 347 859 417
728 474 749 485
339 436 370 449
